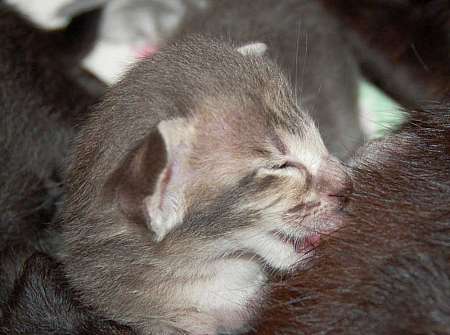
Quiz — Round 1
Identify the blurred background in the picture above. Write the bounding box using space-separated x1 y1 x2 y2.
5 0 449 138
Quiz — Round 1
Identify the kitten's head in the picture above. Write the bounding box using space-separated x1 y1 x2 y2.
113 40 349 272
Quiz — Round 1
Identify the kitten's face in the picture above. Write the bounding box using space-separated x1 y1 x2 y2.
146 96 349 272
224 133 347 271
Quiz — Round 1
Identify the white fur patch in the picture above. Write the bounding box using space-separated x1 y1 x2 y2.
82 40 137 84
238 230 300 270
182 259 266 333
6 0 71 28
144 187 185 242
278 127 327 175
237 42 267 57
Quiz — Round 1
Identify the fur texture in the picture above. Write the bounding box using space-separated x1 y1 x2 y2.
0 249 135 334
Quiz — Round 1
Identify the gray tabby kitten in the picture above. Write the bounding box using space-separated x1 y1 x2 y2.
61 37 348 335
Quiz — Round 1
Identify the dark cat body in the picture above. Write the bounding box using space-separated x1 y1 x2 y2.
0 6 132 333
176 0 363 158
0 248 135 335
321 0 450 106
253 103 450 334
0 4 103 248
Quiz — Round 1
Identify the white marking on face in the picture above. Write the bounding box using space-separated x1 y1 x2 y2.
277 127 328 176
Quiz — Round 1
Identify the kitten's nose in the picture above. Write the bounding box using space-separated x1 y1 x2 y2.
315 156 352 207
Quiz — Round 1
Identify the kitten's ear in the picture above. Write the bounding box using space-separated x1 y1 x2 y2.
143 118 195 241
107 118 194 241
237 42 267 57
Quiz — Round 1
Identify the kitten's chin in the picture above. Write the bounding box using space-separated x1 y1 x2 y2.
271 230 320 256
238 230 320 272
265 231 321 271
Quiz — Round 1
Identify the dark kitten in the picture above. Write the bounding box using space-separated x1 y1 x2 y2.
0 4 102 248
0 249 135 335
320 0 450 107
175 0 363 158
253 103 450 334
0 5 128 333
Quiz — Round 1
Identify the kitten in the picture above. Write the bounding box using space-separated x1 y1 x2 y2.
0 6 130 333
252 103 450 334
61 36 349 335
175 0 363 158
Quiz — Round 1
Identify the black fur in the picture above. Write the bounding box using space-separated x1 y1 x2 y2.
0 4 102 249
0 6 132 333
0 250 135 335
320 0 450 106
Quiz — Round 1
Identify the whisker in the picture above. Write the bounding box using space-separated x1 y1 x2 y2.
410 43 430 72
299 28 309 98
294 19 301 103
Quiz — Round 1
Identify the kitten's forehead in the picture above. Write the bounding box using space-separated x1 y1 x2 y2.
277 126 327 174
192 90 324 147
188 99 326 177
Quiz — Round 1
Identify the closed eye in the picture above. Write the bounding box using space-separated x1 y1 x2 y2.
264 162 286 170
268 160 309 179
256 160 310 187
276 161 289 169
271 161 300 170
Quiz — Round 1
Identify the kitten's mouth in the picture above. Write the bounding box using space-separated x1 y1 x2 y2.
271 230 320 255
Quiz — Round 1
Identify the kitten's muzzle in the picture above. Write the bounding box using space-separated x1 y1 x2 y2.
315 157 352 208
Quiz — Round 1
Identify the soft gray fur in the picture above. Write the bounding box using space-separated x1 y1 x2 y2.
175 0 363 158
61 36 348 335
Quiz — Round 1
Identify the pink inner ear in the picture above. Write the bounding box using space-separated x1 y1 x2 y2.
158 163 172 210
145 118 196 239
